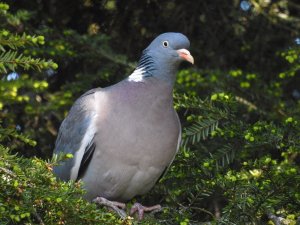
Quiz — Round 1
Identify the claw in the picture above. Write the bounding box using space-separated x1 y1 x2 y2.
130 202 162 220
93 197 127 219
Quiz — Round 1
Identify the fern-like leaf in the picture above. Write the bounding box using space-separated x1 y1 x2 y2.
182 119 219 146
0 50 56 73
213 144 236 170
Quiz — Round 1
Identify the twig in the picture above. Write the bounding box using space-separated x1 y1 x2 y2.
213 199 221 219
190 207 215 219
0 166 16 177
235 96 258 111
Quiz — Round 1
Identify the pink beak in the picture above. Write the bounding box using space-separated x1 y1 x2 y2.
177 49 194 64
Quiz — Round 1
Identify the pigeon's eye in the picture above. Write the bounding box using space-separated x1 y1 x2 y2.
162 41 169 48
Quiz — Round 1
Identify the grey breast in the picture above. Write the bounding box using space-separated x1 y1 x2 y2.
80 79 180 201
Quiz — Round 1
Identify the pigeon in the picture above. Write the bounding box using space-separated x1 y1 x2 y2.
53 32 194 219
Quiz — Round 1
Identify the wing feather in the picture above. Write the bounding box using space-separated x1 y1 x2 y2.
53 88 101 181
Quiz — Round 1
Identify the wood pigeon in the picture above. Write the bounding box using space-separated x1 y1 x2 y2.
53 32 194 219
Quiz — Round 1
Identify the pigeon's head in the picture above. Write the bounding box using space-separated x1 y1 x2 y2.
132 32 193 84
146 32 194 66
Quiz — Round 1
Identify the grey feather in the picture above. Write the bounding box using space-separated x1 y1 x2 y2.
53 88 100 180
53 32 193 202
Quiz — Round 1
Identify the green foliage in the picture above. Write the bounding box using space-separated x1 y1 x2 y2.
0 50 57 73
0 3 56 73
0 147 124 224
0 123 37 147
1 0 300 224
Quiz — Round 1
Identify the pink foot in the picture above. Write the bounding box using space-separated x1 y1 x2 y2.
93 197 126 218
130 202 162 220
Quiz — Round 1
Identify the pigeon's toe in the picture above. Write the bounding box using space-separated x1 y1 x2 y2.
130 202 162 220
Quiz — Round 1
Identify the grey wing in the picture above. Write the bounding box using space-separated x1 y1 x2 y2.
53 88 100 181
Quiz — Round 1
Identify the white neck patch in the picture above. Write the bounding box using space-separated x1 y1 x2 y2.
128 67 145 82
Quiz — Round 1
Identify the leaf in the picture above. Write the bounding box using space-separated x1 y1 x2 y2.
182 119 219 146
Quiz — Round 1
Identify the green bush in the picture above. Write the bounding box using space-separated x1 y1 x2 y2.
0 147 124 224
1 0 300 224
